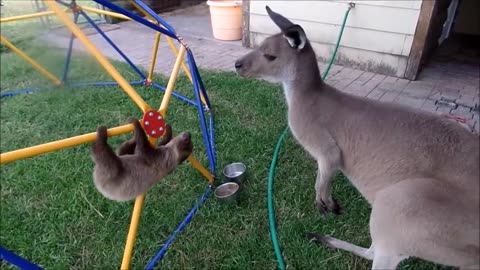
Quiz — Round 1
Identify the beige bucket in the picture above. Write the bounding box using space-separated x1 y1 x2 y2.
207 0 243 41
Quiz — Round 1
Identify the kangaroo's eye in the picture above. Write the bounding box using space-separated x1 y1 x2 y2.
263 54 277 61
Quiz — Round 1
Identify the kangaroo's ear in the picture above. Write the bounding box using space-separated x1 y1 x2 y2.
283 25 307 50
266 5 294 31
265 6 307 50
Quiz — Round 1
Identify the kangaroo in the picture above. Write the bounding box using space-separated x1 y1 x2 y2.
235 6 479 270
91 117 193 202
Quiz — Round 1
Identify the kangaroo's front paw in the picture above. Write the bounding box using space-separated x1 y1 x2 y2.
315 198 341 215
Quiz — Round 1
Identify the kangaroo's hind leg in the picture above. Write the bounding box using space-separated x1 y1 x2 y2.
370 178 477 269
91 126 123 176
304 232 374 260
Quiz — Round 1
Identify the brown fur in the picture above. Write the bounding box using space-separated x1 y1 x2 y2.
90 117 193 202
235 6 479 270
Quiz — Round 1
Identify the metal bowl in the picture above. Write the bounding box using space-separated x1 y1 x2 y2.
214 182 240 203
223 162 247 183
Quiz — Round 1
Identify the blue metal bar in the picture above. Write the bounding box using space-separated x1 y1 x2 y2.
187 52 216 169
79 10 147 80
193 95 215 175
145 186 212 269
65 80 144 87
193 85 216 174
190 50 211 107
54 0 104 25
54 0 72 8
0 246 43 270
187 52 216 172
92 0 177 39
150 82 166 90
186 50 211 109
183 50 215 170
187 53 216 174
150 82 198 107
1 89 36 98
131 0 176 35
208 112 217 167
61 12 80 83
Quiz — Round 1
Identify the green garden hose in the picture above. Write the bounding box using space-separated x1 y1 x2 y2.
267 4 354 269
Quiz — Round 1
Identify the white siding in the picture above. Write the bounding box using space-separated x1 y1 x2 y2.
336 1 422 10
248 0 423 77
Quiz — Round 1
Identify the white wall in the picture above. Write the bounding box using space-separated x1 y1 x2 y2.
248 0 423 77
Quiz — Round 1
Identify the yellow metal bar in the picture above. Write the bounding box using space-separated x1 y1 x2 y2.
80 5 132 21
120 135 156 269
126 0 171 30
45 1 150 113
120 194 145 270
147 32 162 82
165 37 208 107
128 0 153 20
133 6 208 108
127 0 200 106
158 46 186 115
0 36 62 86
165 37 193 83
0 124 134 164
188 155 214 183
0 10 56 23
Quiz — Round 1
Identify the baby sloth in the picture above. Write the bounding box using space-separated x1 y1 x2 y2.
91 117 193 202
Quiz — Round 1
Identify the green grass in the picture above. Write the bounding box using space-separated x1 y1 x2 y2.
1 1 43 54
0 43 455 269
0 0 109 54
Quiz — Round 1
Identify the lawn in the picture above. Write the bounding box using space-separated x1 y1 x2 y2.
1 5 453 270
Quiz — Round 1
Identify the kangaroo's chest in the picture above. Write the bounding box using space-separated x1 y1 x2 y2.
287 108 331 160
283 84 340 159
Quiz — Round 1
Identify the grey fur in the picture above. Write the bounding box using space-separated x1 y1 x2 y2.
90 117 193 202
235 6 479 270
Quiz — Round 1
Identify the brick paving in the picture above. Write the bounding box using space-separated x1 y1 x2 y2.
41 4 479 134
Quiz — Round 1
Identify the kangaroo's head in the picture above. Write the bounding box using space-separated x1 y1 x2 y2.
235 6 315 83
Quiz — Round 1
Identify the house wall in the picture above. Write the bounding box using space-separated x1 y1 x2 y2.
247 1 423 77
